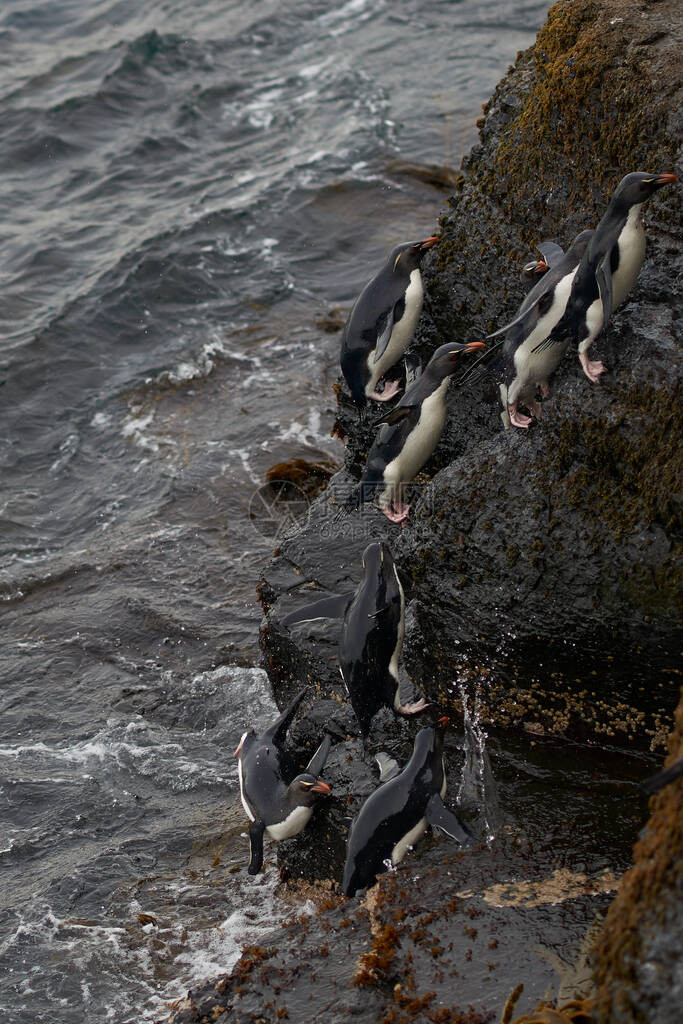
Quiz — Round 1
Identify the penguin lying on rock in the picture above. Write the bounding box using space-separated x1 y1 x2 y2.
344 340 485 521
233 689 332 874
282 541 429 739
533 170 678 383
342 716 472 897
340 236 439 419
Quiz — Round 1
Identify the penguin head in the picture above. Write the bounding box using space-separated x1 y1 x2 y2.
287 773 332 807
612 171 678 208
425 341 486 380
522 258 549 280
389 235 440 276
361 540 394 577
410 715 449 765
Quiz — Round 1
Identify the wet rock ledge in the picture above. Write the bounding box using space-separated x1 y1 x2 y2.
162 1 681 1022
262 0 682 753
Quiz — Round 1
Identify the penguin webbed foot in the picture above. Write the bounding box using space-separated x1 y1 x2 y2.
579 351 607 383
397 697 432 717
369 379 402 403
508 403 534 430
382 500 411 524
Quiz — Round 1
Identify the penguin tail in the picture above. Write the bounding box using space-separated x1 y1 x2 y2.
334 483 365 520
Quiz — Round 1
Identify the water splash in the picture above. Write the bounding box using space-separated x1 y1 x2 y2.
455 678 501 844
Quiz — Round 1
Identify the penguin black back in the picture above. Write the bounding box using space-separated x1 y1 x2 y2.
342 717 470 897
340 236 439 415
340 541 404 737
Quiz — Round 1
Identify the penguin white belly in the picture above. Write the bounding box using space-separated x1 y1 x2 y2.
266 804 313 841
237 755 256 822
578 298 604 354
510 267 578 401
380 379 449 504
611 205 645 309
391 816 428 865
367 269 423 393
389 567 405 697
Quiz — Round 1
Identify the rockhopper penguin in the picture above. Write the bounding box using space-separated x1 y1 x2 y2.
233 689 331 874
340 236 440 418
342 716 471 897
347 340 485 522
534 170 678 383
282 542 430 739
483 230 594 428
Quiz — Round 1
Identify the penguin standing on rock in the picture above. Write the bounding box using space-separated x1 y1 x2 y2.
233 689 332 874
340 236 440 418
346 340 485 522
342 716 471 897
478 229 594 429
282 542 430 739
534 171 678 383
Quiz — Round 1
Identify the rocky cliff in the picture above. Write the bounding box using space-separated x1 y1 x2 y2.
162 1 681 1020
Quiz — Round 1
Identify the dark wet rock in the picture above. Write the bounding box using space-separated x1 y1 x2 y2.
262 0 682 754
163 736 633 1023
593 693 683 1024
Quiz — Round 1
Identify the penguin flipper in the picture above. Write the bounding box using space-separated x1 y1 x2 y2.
404 352 422 388
372 309 395 363
454 339 505 388
247 820 266 875
267 688 308 747
282 592 354 628
536 240 565 267
374 404 419 428
306 733 333 777
596 254 613 328
375 751 401 783
425 793 472 844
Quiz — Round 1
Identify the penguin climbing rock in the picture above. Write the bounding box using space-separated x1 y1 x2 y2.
342 716 471 897
233 689 331 874
482 229 594 428
282 541 429 739
346 340 485 521
340 236 439 418
534 171 678 383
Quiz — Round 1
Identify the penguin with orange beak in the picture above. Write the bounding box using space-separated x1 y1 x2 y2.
345 340 485 522
340 235 440 418
533 171 678 383
342 716 471 897
233 689 332 874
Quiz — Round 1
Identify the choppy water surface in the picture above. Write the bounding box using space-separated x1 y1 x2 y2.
0 1 658 1021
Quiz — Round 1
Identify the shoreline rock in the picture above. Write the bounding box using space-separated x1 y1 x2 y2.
161 1 681 1020
262 0 681 752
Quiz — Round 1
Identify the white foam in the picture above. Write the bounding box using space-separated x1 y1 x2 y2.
279 408 325 446
121 411 159 452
